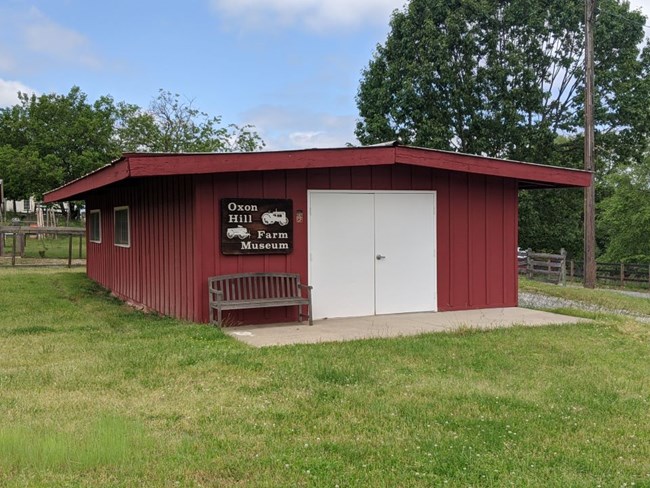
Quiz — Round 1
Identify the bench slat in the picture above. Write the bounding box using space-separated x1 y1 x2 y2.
219 298 310 310
208 272 313 326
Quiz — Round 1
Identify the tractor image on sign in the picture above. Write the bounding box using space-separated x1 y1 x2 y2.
226 225 251 239
261 210 289 226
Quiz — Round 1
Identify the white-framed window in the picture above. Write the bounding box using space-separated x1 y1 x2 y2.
89 210 101 243
114 206 130 248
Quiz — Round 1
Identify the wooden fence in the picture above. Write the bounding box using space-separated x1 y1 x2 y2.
568 260 650 288
520 249 650 288
0 226 85 268
518 248 567 285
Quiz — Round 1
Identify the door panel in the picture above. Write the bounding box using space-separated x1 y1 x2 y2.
309 192 375 319
309 191 436 319
375 193 437 314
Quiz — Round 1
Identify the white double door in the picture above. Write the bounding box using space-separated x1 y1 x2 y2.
309 191 437 319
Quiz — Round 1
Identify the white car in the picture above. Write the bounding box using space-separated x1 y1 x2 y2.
261 210 289 226
226 225 251 239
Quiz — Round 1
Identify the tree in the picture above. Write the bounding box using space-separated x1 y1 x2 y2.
355 0 650 258
0 87 265 213
116 89 265 153
356 0 650 168
0 87 121 197
0 146 61 211
598 162 650 262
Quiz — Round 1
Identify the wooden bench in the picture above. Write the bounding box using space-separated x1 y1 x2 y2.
208 272 313 326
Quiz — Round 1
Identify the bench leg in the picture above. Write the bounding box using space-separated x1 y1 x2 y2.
298 303 313 326
209 302 216 326
307 290 313 326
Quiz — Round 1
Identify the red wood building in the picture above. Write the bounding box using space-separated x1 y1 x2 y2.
44 144 591 324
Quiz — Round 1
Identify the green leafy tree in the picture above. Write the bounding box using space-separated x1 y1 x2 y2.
357 0 650 166
356 0 650 257
0 146 61 211
116 89 265 153
598 162 650 262
0 87 265 216
0 87 121 195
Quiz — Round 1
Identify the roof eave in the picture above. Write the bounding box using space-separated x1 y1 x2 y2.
43 157 130 203
43 145 592 202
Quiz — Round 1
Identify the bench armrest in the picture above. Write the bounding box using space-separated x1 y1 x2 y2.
209 287 224 302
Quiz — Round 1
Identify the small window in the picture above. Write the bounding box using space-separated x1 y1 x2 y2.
89 210 101 243
114 206 130 248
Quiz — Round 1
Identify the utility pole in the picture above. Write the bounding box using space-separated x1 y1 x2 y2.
584 0 596 288
0 178 4 223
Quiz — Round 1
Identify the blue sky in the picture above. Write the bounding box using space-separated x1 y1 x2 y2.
1 0 649 151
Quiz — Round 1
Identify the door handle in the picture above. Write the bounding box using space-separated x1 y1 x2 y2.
376 254 386 260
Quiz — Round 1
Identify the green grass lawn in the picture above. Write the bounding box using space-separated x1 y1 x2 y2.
1 270 649 486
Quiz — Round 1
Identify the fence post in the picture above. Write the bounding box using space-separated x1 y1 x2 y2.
560 248 567 286
526 248 533 278
620 262 625 288
570 260 575 282
18 233 25 257
0 232 3 256
12 232 16 266
67 234 73 269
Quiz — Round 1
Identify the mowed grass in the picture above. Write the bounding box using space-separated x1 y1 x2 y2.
1 270 649 487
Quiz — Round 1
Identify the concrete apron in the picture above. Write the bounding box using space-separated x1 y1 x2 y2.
224 307 590 347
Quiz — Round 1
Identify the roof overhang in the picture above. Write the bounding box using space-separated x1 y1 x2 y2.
43 144 592 203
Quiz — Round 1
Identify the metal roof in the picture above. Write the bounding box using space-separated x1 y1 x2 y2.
44 144 591 202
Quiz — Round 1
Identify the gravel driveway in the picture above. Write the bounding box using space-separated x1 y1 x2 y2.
518 291 650 323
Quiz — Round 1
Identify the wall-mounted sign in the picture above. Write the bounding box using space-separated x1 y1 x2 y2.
221 198 293 255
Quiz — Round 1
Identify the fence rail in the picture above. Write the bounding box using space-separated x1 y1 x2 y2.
521 249 650 288
0 226 85 268
568 260 650 288
518 248 567 285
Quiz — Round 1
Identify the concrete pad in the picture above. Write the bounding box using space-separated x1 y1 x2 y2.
224 307 589 347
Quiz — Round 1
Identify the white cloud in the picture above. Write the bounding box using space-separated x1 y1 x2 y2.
0 6 102 74
241 104 358 150
0 79 38 107
22 7 102 69
210 0 405 31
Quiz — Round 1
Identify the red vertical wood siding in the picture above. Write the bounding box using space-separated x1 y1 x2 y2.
448 173 470 308
86 176 196 321
86 165 519 324
468 176 488 307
